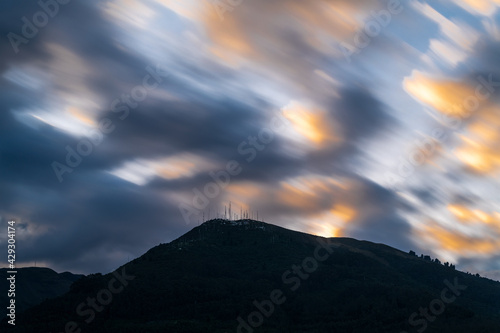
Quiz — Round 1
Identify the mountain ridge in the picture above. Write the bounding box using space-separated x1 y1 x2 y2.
3 218 500 332
0 267 84 317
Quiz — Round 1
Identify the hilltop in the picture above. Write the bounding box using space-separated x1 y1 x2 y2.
3 219 500 332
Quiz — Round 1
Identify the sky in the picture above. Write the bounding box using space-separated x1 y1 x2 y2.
1 0 500 278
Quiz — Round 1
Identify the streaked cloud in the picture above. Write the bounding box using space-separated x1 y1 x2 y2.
0 0 499 279
110 153 216 185
403 71 475 116
454 106 500 174
281 101 340 148
453 0 500 16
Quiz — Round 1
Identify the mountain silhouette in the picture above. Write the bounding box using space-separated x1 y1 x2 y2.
3 218 500 332
0 267 83 315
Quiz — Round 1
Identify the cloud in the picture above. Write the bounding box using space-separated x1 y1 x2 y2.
109 153 217 185
428 39 468 67
214 173 414 251
202 0 376 59
1 0 500 280
453 0 500 16
0 0 397 272
416 218 500 259
403 71 476 116
454 106 500 174
196 0 391 99
281 100 340 148
412 1 478 50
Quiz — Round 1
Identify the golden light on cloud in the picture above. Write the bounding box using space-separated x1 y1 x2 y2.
201 2 255 62
454 0 500 16
282 101 339 147
200 0 377 64
473 210 494 224
403 71 474 116
225 182 263 210
331 204 356 223
220 175 348 221
273 175 353 238
455 143 499 173
278 182 321 211
454 110 500 174
285 0 361 40
306 204 355 238
153 154 212 180
469 118 499 142
308 221 342 238
448 204 500 225
274 175 349 214
418 220 500 256
447 204 473 222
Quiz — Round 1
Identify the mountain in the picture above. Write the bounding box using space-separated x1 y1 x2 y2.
3 219 500 332
0 267 84 315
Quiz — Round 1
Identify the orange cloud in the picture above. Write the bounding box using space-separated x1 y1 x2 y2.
221 174 348 215
415 203 500 260
404 73 500 174
447 204 500 225
417 220 500 256
403 71 475 116
454 107 500 174
305 204 356 238
153 154 214 180
200 0 377 63
281 101 340 148
273 175 346 213
223 175 356 237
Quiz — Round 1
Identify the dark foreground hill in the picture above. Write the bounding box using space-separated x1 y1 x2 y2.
2 219 500 332
0 267 83 315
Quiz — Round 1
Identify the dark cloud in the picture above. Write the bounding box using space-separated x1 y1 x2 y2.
0 173 188 274
337 176 415 251
334 86 393 140
457 255 500 281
